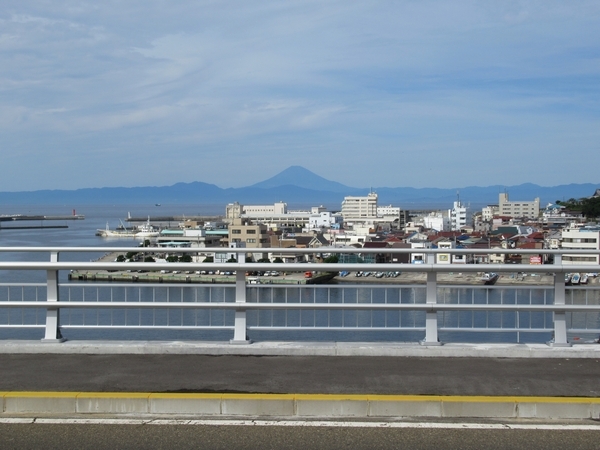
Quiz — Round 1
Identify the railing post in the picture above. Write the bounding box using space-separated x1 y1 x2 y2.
230 250 251 344
421 252 441 345
42 251 65 342
549 253 571 347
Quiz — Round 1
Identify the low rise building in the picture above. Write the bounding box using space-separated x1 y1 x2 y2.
499 192 540 219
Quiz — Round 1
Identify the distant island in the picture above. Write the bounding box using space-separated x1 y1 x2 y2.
0 166 597 209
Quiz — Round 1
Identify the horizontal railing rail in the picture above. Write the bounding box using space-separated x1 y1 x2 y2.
0 247 599 345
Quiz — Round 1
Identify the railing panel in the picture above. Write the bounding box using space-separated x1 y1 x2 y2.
0 247 600 344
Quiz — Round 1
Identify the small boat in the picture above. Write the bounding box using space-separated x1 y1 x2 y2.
571 273 581 285
565 273 572 285
580 274 589 284
481 272 499 285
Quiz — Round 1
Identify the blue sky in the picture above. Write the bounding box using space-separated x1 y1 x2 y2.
1 1 599 191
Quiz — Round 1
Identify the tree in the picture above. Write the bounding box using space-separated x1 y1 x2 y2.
144 256 155 263
179 254 193 263
116 254 126 262
166 255 179 263
226 257 237 263
324 254 339 264
203 256 214 263
581 196 600 219
273 257 283 263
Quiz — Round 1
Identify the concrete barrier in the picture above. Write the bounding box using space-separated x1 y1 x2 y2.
2 392 600 419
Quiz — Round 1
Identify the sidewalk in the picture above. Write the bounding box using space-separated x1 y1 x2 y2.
1 341 600 420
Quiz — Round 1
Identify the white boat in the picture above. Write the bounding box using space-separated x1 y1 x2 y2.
481 272 499 285
134 218 160 238
581 274 589 284
96 221 137 238
571 273 581 285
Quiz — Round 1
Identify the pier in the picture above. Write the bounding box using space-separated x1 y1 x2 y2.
0 212 85 231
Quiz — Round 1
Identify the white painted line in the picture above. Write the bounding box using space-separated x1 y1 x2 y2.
0 418 35 424
1 418 599 430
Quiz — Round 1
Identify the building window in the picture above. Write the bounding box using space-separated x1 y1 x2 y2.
246 229 256 234
231 229 241 234
246 238 256 243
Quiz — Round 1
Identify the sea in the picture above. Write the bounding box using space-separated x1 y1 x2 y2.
0 204 595 344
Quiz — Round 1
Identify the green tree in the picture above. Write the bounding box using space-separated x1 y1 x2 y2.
203 256 214 263
116 254 126 262
166 255 179 263
179 254 193 263
324 254 339 264
144 256 155 263
581 196 600 219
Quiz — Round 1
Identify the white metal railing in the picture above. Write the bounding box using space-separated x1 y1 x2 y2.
0 247 599 345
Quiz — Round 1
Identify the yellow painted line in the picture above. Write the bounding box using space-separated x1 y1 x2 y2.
295 394 370 401
76 392 150 399
149 393 222 400
221 393 296 401
0 392 599 404
3 392 79 398
368 394 443 402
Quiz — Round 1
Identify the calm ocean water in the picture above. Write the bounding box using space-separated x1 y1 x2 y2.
0 204 590 344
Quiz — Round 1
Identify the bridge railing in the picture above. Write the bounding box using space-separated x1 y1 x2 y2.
0 247 599 345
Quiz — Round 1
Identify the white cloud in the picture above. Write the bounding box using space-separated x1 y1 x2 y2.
0 1 599 190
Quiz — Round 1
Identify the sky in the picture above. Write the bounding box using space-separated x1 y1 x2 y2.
1 1 599 192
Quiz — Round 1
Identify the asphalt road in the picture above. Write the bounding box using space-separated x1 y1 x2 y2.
1 354 600 397
1 422 599 450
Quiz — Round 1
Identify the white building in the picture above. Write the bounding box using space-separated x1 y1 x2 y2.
226 201 288 219
449 200 468 231
308 211 343 230
423 211 449 231
561 225 600 265
341 192 378 222
226 202 325 230
482 205 499 221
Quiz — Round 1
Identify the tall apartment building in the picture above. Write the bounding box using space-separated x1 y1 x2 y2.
498 193 540 219
449 200 467 231
341 192 378 222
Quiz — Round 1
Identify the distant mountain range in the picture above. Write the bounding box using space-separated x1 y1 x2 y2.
0 166 597 210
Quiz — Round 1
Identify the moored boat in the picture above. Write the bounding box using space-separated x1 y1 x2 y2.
571 273 581 285
481 272 499 285
96 221 137 238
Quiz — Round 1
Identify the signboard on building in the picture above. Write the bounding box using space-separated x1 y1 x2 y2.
529 255 542 265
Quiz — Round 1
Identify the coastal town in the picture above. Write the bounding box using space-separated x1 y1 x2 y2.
85 189 600 286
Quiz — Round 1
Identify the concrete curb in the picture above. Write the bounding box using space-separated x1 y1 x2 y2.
2 392 600 420
1 340 600 358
